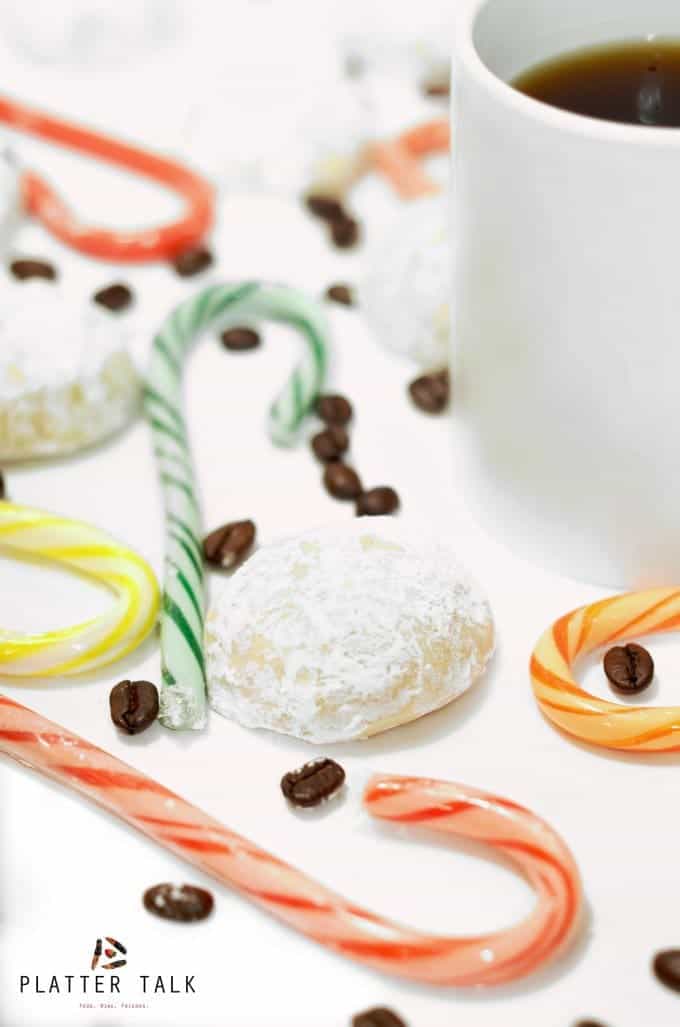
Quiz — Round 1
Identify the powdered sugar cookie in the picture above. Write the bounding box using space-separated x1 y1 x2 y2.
0 283 139 460
360 193 450 368
206 519 494 743
182 5 370 197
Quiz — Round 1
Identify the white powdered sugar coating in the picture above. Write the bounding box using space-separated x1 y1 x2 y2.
180 7 371 196
360 194 450 368
0 284 139 460
186 76 370 196
206 519 494 743
338 0 452 82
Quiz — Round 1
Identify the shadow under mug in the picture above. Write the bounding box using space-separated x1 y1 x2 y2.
452 0 680 587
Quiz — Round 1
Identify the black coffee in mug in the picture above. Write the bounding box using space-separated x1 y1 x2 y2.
513 39 680 126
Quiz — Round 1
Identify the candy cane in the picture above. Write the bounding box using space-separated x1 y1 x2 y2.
0 502 159 676
0 693 582 987
531 588 680 752
0 94 214 261
368 119 450 199
145 282 329 730
307 120 450 204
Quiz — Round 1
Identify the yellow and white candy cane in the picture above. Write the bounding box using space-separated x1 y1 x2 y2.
0 502 160 677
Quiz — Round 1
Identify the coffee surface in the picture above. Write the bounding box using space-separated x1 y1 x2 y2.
513 39 680 126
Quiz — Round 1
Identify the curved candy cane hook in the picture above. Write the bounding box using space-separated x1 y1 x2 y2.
307 119 450 204
368 119 450 199
0 94 214 261
0 501 159 676
0 693 582 987
145 282 329 730
532 587 680 752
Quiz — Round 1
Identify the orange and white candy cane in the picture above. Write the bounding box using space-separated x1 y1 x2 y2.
0 692 582 987
0 94 214 262
368 118 450 198
531 588 680 752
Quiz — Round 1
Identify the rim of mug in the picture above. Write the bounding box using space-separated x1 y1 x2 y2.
456 0 680 147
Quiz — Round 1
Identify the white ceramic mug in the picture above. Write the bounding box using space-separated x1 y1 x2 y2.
452 0 680 587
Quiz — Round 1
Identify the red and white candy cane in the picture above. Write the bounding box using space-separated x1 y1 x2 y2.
368 118 450 199
0 692 582 986
0 94 214 262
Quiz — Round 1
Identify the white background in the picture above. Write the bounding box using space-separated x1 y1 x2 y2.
0 4 679 1026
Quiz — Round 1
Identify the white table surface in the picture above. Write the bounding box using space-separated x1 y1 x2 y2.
0 10 678 1027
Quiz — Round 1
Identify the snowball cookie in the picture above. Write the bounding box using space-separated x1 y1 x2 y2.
206 519 494 743
0 0 175 67
360 194 450 368
186 79 369 197
0 284 139 461
181 3 370 196
338 0 451 84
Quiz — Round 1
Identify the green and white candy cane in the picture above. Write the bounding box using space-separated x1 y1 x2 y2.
145 282 329 730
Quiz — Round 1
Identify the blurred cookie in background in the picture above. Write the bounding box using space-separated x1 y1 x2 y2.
360 193 450 368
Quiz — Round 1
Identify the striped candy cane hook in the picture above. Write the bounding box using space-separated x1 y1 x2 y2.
0 501 159 676
367 119 450 199
145 282 329 730
0 93 214 262
532 587 680 752
0 693 583 986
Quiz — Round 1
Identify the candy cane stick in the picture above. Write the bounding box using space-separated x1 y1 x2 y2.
0 94 214 261
308 120 450 204
0 692 582 987
0 501 159 676
531 588 680 752
145 283 329 730
368 119 450 199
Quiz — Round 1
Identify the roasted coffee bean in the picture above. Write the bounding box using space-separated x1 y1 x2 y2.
9 258 57 281
305 192 345 223
143 883 214 922
315 393 353 425
408 368 450 413
573 1021 609 1027
330 214 360 249
325 283 354 306
311 425 349 463
220 326 261 351
352 1007 408 1027
93 282 133 312
654 949 680 993
281 758 345 808
603 643 654 694
109 680 159 735
323 462 362 500
356 486 400 517
203 519 255 569
422 79 450 98
171 245 214 277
